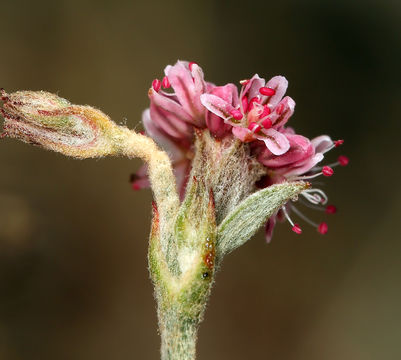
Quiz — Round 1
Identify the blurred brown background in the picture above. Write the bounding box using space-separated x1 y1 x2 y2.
0 0 400 359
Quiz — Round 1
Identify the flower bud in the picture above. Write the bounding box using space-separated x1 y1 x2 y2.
1 89 119 158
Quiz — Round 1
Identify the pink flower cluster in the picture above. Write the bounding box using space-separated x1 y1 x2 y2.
132 61 348 241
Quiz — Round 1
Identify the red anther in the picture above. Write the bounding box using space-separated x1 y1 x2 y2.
139 131 145 135
275 103 285 115
318 222 328 234
188 62 197 71
261 118 272 129
0 132 8 139
260 105 271 119
241 96 249 113
292 224 302 234
322 166 334 177
259 87 276 96
230 109 243 121
240 79 250 85
162 76 170 88
338 155 349 166
132 183 141 191
248 122 261 133
152 79 161 92
325 205 337 214
334 139 344 147
248 97 260 111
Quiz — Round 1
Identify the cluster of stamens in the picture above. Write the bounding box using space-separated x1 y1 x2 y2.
227 83 280 132
282 142 349 235
151 62 199 93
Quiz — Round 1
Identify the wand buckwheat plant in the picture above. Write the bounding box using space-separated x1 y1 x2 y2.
1 60 348 360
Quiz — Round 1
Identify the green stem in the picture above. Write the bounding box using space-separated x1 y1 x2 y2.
159 306 199 360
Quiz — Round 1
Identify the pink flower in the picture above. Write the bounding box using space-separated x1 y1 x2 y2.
132 60 211 194
259 135 347 242
257 133 333 177
205 84 237 138
201 74 295 155
149 60 209 137
132 60 348 242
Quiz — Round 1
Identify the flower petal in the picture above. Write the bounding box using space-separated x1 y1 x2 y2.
311 135 333 154
282 153 324 176
241 74 265 102
204 84 240 137
211 83 239 106
206 113 232 138
267 96 295 129
142 109 187 161
256 128 290 155
258 134 313 168
149 103 193 140
232 126 255 142
174 158 191 200
149 87 193 124
264 76 288 108
165 61 206 126
131 164 150 190
265 214 277 243
200 94 235 122
191 63 207 101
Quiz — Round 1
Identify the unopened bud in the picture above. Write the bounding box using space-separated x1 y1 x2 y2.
1 90 119 158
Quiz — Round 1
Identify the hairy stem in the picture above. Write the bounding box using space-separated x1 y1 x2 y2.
159 307 198 360
119 128 179 210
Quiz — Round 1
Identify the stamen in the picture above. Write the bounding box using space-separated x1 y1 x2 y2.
162 76 170 88
248 122 261 133
299 198 326 211
301 189 328 205
152 79 161 92
259 87 276 96
323 139 344 154
294 172 324 181
334 139 344 147
248 97 260 111
292 207 329 235
259 105 271 119
240 79 250 85
292 224 302 234
338 155 349 166
318 222 328 234
230 109 243 121
261 118 272 129
132 183 141 191
325 205 337 214
291 206 318 227
282 207 302 234
318 156 349 170
322 166 334 177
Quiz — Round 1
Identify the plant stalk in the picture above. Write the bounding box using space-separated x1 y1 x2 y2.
159 306 199 360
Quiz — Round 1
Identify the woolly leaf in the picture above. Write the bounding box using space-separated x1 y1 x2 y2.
217 181 308 257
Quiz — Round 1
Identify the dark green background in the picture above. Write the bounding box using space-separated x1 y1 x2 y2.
0 0 400 359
